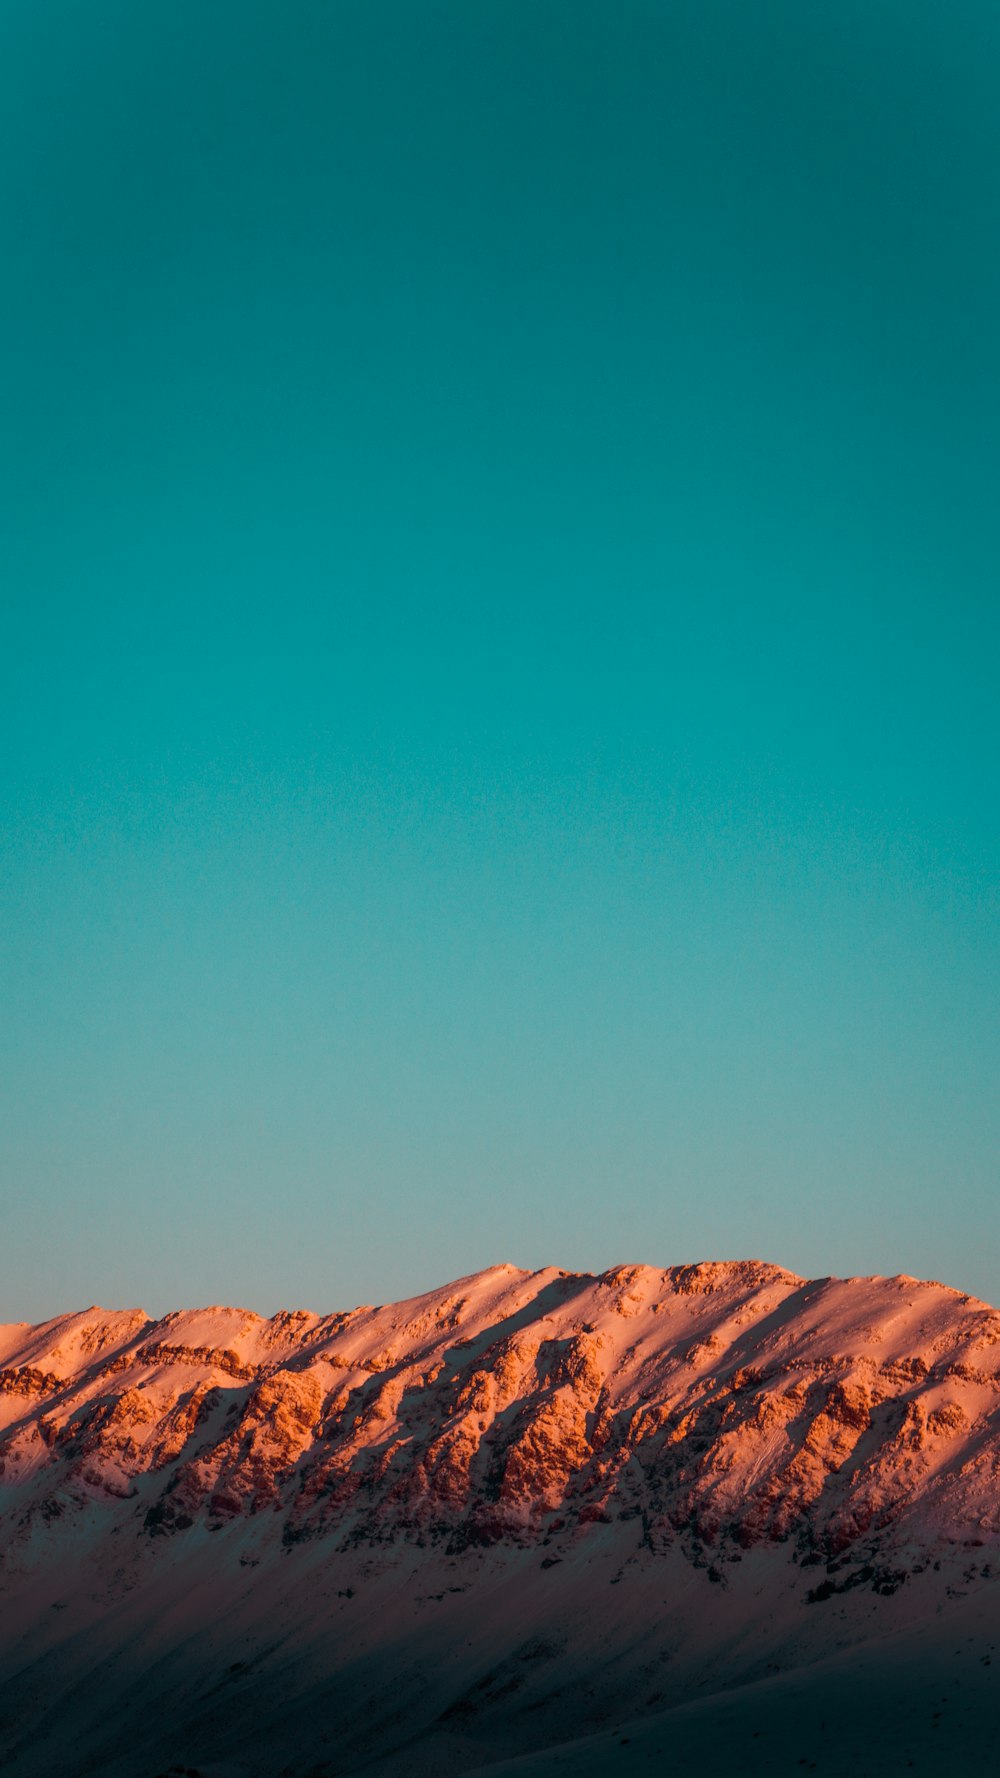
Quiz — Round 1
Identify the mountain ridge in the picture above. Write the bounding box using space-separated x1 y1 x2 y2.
3 1257 999 1557
2 1258 999 1775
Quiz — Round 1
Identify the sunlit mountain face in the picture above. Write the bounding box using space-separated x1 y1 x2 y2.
2 1260 1000 1775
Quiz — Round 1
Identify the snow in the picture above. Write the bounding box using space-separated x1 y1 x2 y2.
1 1259 999 1773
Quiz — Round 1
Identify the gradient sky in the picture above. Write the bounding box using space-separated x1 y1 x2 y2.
2 0 998 1321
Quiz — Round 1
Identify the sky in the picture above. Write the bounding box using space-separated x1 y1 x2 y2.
1 0 998 1320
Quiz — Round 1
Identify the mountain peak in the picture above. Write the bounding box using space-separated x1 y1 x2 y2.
2 1257 997 1553
2 1258 999 1775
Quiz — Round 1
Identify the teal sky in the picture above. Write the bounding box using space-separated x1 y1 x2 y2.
2 1 998 1320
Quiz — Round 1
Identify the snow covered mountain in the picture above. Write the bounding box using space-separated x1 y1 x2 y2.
2 1260 999 1775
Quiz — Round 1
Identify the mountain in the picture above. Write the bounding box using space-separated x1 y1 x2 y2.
2 1260 999 1775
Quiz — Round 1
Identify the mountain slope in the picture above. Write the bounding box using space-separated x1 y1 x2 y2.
1 1260 999 1774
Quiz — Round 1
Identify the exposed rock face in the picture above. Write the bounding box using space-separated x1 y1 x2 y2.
2 1260 1000 1564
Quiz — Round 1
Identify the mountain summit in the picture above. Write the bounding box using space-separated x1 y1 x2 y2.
2 1261 999 1775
